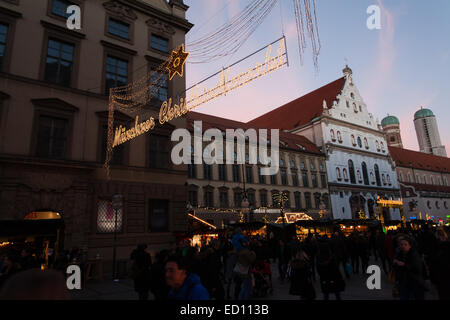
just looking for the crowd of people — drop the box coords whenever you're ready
[0,225,449,300]
[128,225,450,301]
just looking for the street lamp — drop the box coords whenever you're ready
[111,194,123,281]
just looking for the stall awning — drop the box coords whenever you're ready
[0,219,63,238]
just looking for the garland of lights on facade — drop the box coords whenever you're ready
[104,0,321,179]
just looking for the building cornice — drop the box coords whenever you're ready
[324,142,392,160]
[328,182,400,193]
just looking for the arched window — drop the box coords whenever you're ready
[430,176,434,185]
[436,201,440,209]
[330,129,336,141]
[370,172,375,184]
[337,131,342,143]
[357,137,362,148]
[374,164,381,186]
[382,174,386,185]
[376,140,380,151]
[387,174,391,185]
[399,172,403,181]
[280,158,285,166]
[416,174,420,183]
[407,173,412,182]
[336,167,342,180]
[343,168,349,181]
[380,141,385,152]
[351,135,356,146]
[353,102,358,113]
[423,175,427,184]
[348,160,356,184]
[364,137,369,149]
[357,170,362,183]
[290,160,295,168]
[362,162,369,185]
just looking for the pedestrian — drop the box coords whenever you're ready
[165,255,209,300]
[303,233,318,281]
[130,243,152,300]
[316,240,345,300]
[429,229,450,300]
[375,230,388,275]
[289,248,316,300]
[233,248,256,300]
[277,239,291,282]
[150,250,170,300]
[393,236,426,300]
[232,228,248,253]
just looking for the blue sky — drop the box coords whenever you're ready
[184,0,450,153]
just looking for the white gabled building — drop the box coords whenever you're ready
[249,66,401,221]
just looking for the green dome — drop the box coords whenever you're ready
[414,108,434,120]
[381,115,400,127]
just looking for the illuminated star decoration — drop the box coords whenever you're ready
[166,44,189,81]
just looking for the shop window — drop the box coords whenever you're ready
[97,199,123,233]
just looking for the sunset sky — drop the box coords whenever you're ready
[184,0,450,154]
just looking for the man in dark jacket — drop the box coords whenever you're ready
[130,243,152,300]
[166,255,209,300]
[393,237,425,300]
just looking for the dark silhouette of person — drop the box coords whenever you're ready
[130,243,152,300]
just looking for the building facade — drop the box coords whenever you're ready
[414,107,447,157]
[0,0,192,268]
[186,112,329,228]
[249,66,401,221]
[389,146,450,221]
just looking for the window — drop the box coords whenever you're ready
[0,23,8,71]
[444,177,448,186]
[348,160,356,184]
[218,164,226,181]
[204,189,213,207]
[188,190,198,207]
[380,142,385,152]
[351,135,356,146]
[203,164,212,180]
[281,170,287,185]
[370,172,375,184]
[314,194,321,209]
[151,34,169,53]
[294,193,301,209]
[310,162,315,170]
[444,201,448,209]
[232,164,240,182]
[407,173,412,183]
[336,168,342,181]
[359,105,362,112]
[321,174,327,187]
[270,173,277,185]
[36,115,68,159]
[234,191,242,208]
[353,103,358,113]
[319,163,325,171]
[430,176,434,185]
[330,129,336,141]
[292,171,298,187]
[280,158,285,167]
[105,56,128,94]
[357,170,362,183]
[423,175,427,184]
[149,135,169,169]
[260,192,267,207]
[362,162,369,185]
[188,164,196,179]
[148,199,169,232]
[302,172,309,186]
[416,174,420,184]
[374,164,381,186]
[108,18,130,40]
[323,194,329,209]
[337,131,342,143]
[258,167,266,184]
[312,174,318,188]
[219,190,228,208]
[248,192,255,207]
[382,173,386,185]
[376,140,380,151]
[364,137,369,149]
[387,174,392,186]
[51,0,73,18]
[427,201,431,210]
[357,137,362,148]
[300,162,306,170]
[290,160,295,168]
[343,168,348,181]
[246,166,253,183]
[45,39,74,87]
[435,201,440,209]
[283,192,290,209]
[97,199,123,233]
[305,193,312,209]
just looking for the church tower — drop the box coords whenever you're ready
[414,107,447,157]
[381,115,403,148]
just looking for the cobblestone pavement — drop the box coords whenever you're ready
[71,256,439,300]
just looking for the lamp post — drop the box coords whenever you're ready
[111,194,123,281]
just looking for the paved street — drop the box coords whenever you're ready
[70,256,439,300]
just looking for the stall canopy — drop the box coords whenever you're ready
[0,219,63,239]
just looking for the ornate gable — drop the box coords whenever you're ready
[146,16,176,35]
[103,1,138,21]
